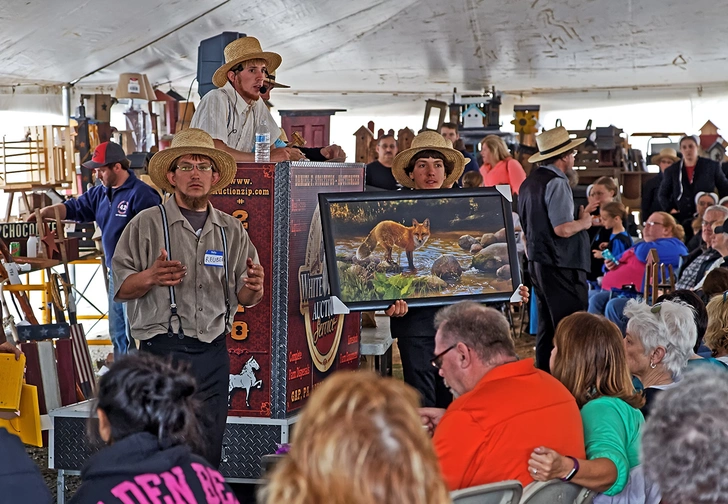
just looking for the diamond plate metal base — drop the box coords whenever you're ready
[51,402,297,481]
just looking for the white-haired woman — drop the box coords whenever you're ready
[622,299,695,418]
[642,367,728,503]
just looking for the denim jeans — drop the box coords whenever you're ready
[107,269,130,358]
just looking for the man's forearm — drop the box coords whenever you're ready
[237,286,264,308]
[212,139,255,162]
[40,203,67,220]
[116,271,154,300]
[554,219,589,238]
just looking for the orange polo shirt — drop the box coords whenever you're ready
[433,358,586,490]
[480,158,527,194]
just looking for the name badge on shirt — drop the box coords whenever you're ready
[204,250,224,267]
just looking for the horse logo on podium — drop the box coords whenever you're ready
[228,356,263,408]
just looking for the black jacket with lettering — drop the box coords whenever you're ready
[69,432,239,504]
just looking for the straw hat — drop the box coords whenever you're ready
[528,126,586,163]
[650,147,679,165]
[391,131,466,189]
[148,128,236,194]
[212,37,282,88]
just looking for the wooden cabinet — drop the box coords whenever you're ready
[279,109,345,148]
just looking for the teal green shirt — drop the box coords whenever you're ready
[581,396,644,496]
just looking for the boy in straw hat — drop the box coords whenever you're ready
[190,36,345,163]
[518,126,597,373]
[383,131,529,408]
[112,128,264,467]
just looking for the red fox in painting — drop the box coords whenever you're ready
[356,219,431,269]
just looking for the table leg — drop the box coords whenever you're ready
[375,346,393,377]
[57,469,65,504]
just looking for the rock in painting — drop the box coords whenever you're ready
[472,243,509,272]
[496,264,511,280]
[494,228,508,242]
[470,243,483,254]
[376,260,401,274]
[419,275,447,291]
[431,255,463,281]
[348,264,368,279]
[480,233,497,247]
[458,235,479,250]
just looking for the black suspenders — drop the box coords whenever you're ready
[158,204,230,339]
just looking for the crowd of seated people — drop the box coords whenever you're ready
[6,127,728,503]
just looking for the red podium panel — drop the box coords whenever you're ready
[210,161,364,419]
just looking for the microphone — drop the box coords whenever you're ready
[259,84,269,94]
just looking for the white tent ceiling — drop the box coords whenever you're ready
[1,0,726,116]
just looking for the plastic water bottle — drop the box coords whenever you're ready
[602,249,619,266]
[26,236,39,258]
[254,118,271,162]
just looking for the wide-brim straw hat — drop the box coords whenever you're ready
[528,126,586,163]
[212,37,282,88]
[650,147,679,165]
[148,128,236,194]
[391,131,466,189]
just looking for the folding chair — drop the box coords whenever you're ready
[451,480,523,504]
[520,480,594,504]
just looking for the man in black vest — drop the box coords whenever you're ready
[519,127,596,372]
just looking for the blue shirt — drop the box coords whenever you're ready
[64,171,161,267]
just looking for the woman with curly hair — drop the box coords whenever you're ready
[260,371,451,504]
[527,312,660,503]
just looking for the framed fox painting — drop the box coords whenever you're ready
[318,186,521,311]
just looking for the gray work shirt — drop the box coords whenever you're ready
[542,164,576,229]
[112,196,260,343]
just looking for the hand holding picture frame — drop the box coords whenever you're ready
[318,187,521,311]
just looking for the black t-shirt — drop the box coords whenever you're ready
[365,161,400,190]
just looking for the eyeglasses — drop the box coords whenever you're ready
[431,344,457,370]
[175,163,214,172]
[644,221,665,227]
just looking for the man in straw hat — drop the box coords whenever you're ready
[642,147,679,217]
[112,128,264,467]
[190,36,345,163]
[518,126,597,372]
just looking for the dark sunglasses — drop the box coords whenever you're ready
[431,344,457,370]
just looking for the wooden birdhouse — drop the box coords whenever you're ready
[461,105,486,128]
[705,141,726,163]
[699,120,721,150]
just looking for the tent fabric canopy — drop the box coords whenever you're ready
[0,0,725,115]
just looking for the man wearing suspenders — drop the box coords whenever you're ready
[112,128,264,467]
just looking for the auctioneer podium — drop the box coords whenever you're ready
[49,162,365,498]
